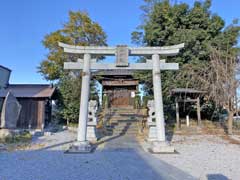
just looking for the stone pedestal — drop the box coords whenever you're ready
[86,100,98,142]
[147,125,157,141]
[147,100,157,141]
[150,141,175,153]
[87,126,98,141]
[67,141,93,153]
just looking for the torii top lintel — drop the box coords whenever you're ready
[58,42,184,56]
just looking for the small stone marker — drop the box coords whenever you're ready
[0,91,21,129]
[186,115,190,127]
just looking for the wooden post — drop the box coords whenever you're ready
[186,115,190,127]
[175,99,180,130]
[197,97,201,126]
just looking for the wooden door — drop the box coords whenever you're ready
[110,88,131,108]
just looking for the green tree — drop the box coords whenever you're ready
[58,75,81,124]
[132,0,240,99]
[39,11,107,123]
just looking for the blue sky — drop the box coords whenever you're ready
[0,0,239,84]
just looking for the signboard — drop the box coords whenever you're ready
[131,91,135,98]
[116,45,129,67]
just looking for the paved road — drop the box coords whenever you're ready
[0,131,196,180]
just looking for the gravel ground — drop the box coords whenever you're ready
[0,130,195,180]
[150,135,240,180]
[0,130,239,180]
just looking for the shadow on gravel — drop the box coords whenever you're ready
[0,148,196,180]
[207,174,228,180]
[37,140,75,151]
[93,122,131,148]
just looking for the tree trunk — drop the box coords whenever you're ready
[228,110,233,135]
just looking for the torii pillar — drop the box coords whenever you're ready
[59,42,184,153]
[151,54,173,152]
[74,53,92,151]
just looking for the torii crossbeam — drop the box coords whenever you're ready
[59,42,184,153]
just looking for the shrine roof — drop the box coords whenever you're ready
[92,69,134,76]
[0,84,56,98]
[171,88,206,95]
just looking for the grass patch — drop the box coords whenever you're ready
[68,122,78,128]
[0,131,32,144]
[233,121,240,129]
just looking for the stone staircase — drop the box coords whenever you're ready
[104,108,144,137]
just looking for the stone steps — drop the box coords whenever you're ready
[105,121,139,136]
[105,115,139,120]
[106,131,139,136]
[105,128,138,132]
[113,125,139,130]
[105,111,137,114]
[113,131,138,134]
[102,108,145,137]
[113,125,138,130]
[106,124,138,130]
[110,119,138,122]
[109,116,140,120]
[107,119,138,123]
[110,120,138,124]
[112,132,138,136]
[112,126,138,131]
[105,109,139,114]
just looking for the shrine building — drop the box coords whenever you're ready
[93,69,139,108]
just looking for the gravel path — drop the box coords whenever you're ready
[0,130,239,180]
[0,130,195,180]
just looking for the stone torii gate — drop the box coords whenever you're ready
[59,42,184,153]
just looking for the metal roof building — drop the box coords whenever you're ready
[0,65,11,89]
[0,84,56,98]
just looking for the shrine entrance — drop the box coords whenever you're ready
[110,87,132,108]
[93,69,138,108]
[59,42,184,153]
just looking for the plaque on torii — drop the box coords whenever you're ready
[59,42,184,153]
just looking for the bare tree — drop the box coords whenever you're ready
[207,48,240,134]
[179,47,240,134]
